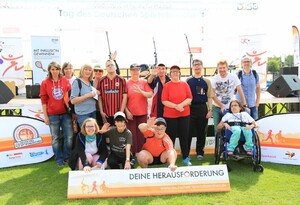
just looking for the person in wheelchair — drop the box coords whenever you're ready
[217,100,258,156]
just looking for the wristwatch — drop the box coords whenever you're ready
[243,104,248,108]
[126,157,130,162]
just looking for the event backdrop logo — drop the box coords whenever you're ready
[13,124,42,148]
[285,151,296,158]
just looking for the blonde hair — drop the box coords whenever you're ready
[79,64,94,81]
[217,60,228,67]
[80,118,100,136]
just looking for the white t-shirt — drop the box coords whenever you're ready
[221,111,254,124]
[211,73,241,109]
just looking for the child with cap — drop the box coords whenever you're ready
[136,117,177,171]
[103,111,133,169]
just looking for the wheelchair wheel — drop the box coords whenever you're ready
[214,132,224,164]
[253,131,261,164]
[253,164,264,172]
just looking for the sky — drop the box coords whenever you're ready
[0,0,299,68]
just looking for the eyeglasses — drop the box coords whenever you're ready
[155,127,166,131]
[230,104,240,107]
[171,70,180,73]
[85,125,95,129]
[243,61,251,63]
[193,63,202,66]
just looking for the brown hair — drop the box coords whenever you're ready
[47,61,62,79]
[228,99,245,113]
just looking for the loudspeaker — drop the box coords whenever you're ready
[26,84,40,98]
[267,75,300,97]
[280,67,298,75]
[0,80,14,104]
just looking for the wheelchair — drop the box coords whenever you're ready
[214,122,264,172]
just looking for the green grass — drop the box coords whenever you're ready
[0,155,299,205]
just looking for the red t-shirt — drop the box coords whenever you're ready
[126,79,152,116]
[141,129,173,157]
[161,81,192,118]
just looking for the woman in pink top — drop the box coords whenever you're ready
[161,65,193,166]
[125,64,153,154]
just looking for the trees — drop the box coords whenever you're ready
[267,55,294,73]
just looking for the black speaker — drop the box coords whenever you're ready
[26,84,40,98]
[280,67,298,75]
[267,75,300,97]
[0,80,14,104]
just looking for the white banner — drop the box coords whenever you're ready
[68,165,230,199]
[256,113,300,165]
[0,37,25,94]
[239,34,267,88]
[0,116,53,168]
[31,36,61,84]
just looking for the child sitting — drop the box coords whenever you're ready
[217,100,258,156]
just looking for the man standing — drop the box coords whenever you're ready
[186,59,214,160]
[97,59,127,125]
[211,60,247,135]
[236,57,260,120]
[147,63,171,117]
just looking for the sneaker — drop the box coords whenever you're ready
[227,151,233,156]
[197,155,204,160]
[57,160,64,167]
[183,157,192,166]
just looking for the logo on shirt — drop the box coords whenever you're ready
[52,87,64,100]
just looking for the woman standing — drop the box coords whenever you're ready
[70,64,97,128]
[125,64,153,154]
[161,65,193,166]
[40,61,73,166]
[62,62,77,85]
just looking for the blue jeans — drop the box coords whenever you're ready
[212,106,224,136]
[249,106,258,120]
[49,113,73,162]
[76,111,96,129]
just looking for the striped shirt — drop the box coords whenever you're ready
[97,75,127,117]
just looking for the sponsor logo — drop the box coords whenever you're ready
[6,152,23,160]
[285,151,296,158]
[13,124,42,148]
[29,149,49,158]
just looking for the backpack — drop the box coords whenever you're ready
[235,70,258,94]
[68,78,93,114]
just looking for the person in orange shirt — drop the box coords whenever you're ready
[136,117,177,171]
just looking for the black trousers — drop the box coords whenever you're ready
[165,116,190,159]
[188,104,208,156]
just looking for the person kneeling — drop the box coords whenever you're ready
[136,117,177,171]
[69,118,109,172]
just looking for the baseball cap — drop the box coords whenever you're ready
[130,63,140,69]
[94,65,103,71]
[170,65,180,70]
[114,111,126,120]
[155,117,167,127]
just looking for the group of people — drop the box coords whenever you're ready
[40,54,260,170]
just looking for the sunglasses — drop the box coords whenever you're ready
[94,69,103,72]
